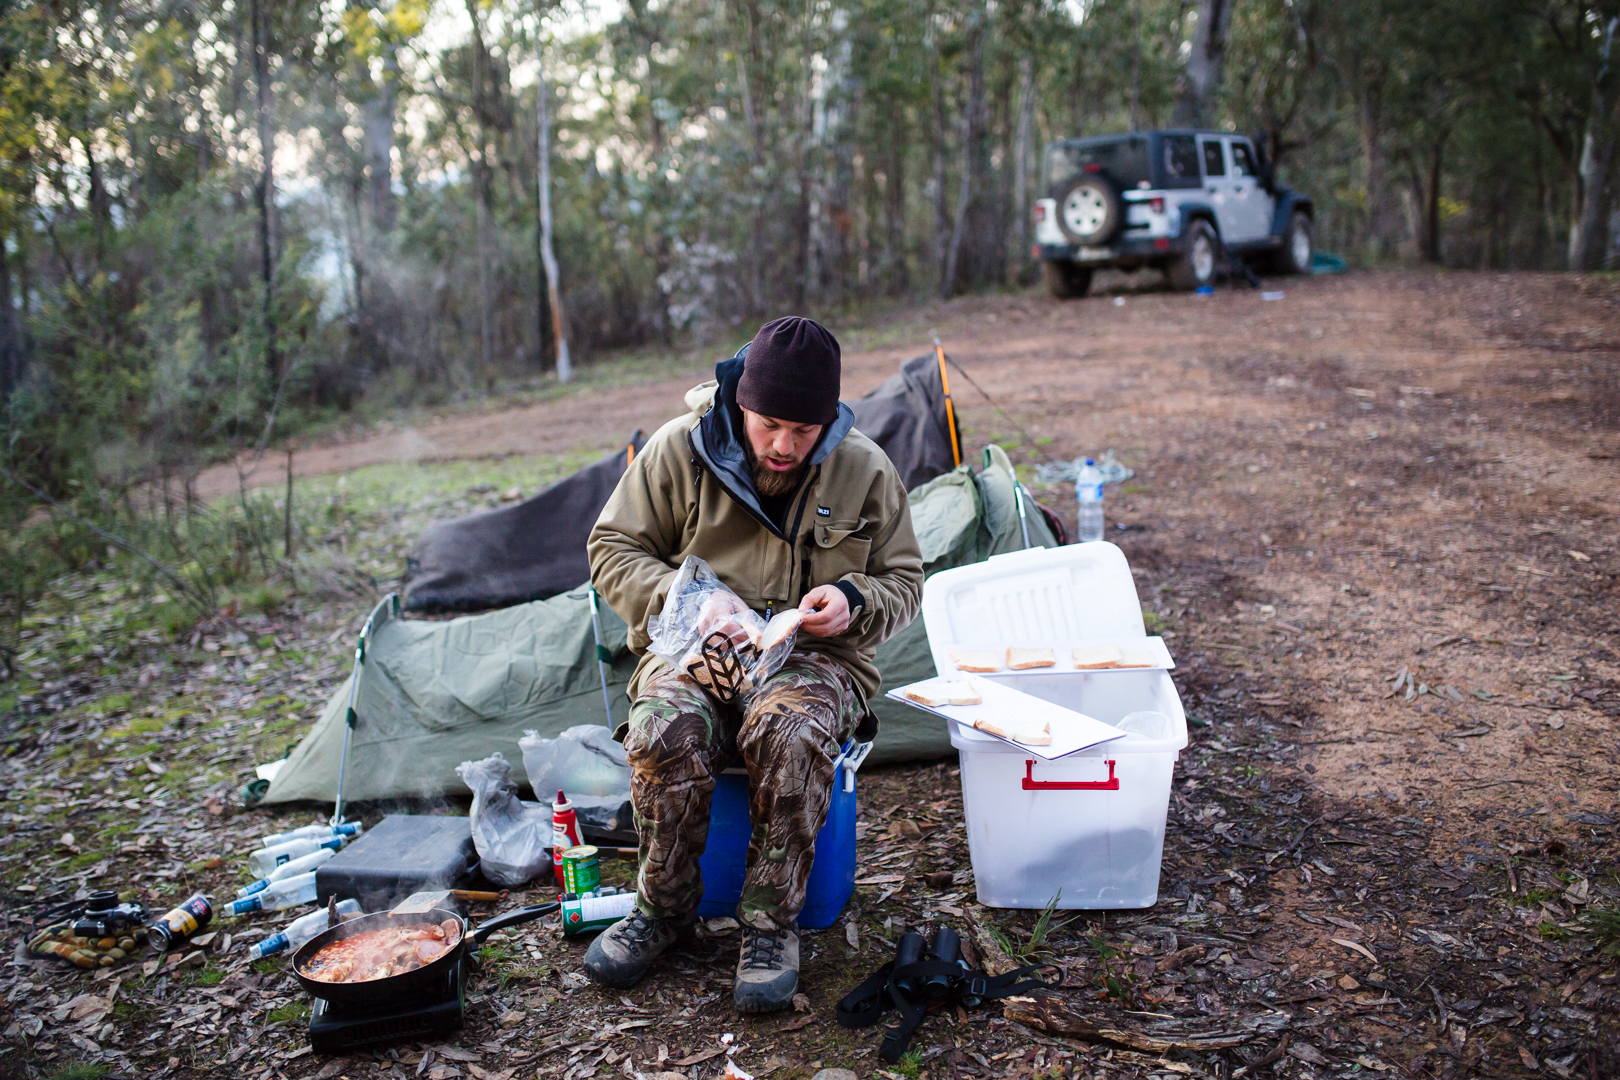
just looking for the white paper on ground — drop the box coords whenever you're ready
[887,675,1128,760]
[936,636,1175,676]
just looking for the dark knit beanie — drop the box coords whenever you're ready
[735,316,842,425]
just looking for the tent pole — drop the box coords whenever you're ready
[331,595,392,826]
[588,585,615,728]
[1012,480,1034,549]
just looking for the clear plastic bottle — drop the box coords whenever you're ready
[260,821,363,848]
[247,835,345,878]
[225,871,319,917]
[1075,458,1105,543]
[246,899,362,960]
[236,846,339,899]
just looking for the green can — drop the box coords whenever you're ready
[561,845,600,896]
[560,891,637,936]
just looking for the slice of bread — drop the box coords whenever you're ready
[1072,643,1125,669]
[1115,647,1157,668]
[760,609,804,652]
[1006,646,1056,670]
[972,715,1052,746]
[903,681,983,707]
[950,648,1003,673]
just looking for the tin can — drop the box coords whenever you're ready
[561,845,600,897]
[148,893,214,951]
[560,891,637,937]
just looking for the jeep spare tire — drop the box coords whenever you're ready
[1055,175,1122,245]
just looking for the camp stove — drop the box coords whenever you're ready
[307,950,469,1055]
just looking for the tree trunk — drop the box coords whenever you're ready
[1570,16,1620,271]
[809,8,859,304]
[0,214,17,401]
[943,9,988,297]
[885,113,909,295]
[1013,54,1036,276]
[929,19,951,296]
[1173,0,1235,129]
[363,44,399,233]
[535,48,571,382]
[1422,137,1445,263]
[1356,87,1392,259]
[250,0,279,384]
[465,0,494,377]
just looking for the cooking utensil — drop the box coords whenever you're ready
[291,902,558,1009]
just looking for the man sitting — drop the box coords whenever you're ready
[585,316,923,1012]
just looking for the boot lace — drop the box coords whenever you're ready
[739,929,789,970]
[615,909,661,958]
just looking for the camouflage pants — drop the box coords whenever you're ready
[624,650,863,932]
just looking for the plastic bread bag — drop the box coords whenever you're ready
[646,556,803,704]
[455,752,551,886]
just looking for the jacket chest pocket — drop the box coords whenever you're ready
[809,520,872,585]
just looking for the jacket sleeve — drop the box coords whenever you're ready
[835,466,923,654]
[587,427,692,652]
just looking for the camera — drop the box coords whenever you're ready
[70,891,147,938]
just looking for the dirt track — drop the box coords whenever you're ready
[224,269,1620,817]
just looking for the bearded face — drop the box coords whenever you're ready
[747,442,812,498]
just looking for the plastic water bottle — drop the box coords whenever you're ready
[1076,458,1105,543]
[260,821,363,848]
[236,846,339,899]
[247,899,362,960]
[225,871,320,917]
[247,835,346,878]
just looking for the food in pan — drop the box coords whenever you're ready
[903,681,984,707]
[1071,644,1126,669]
[949,648,1003,673]
[1115,647,1156,668]
[971,716,1052,746]
[1006,646,1055,670]
[300,919,463,983]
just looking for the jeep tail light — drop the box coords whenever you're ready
[1154,237,1170,251]
[1083,163,1101,173]
[1033,204,1046,222]
[1150,197,1165,214]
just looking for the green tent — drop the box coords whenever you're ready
[262,446,1057,805]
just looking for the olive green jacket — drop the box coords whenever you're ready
[587,363,924,707]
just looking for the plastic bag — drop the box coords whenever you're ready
[518,726,636,837]
[647,556,803,704]
[455,752,551,886]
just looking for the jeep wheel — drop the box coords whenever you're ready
[1167,219,1218,290]
[1280,211,1312,274]
[1054,176,1122,245]
[1043,259,1093,300]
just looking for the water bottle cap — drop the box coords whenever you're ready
[1084,458,1095,466]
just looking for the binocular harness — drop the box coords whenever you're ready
[836,925,1059,1062]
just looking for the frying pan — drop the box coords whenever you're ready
[291,902,558,1008]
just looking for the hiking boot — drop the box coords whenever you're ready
[582,909,683,989]
[733,926,799,1013]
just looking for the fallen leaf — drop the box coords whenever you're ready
[672,1047,727,1067]
[855,874,905,886]
[1567,550,1590,562]
[844,921,859,949]
[1331,938,1378,964]
[1338,975,1361,991]
[147,761,167,776]
[433,1047,482,1063]
[778,1013,816,1032]
[1287,1041,1330,1066]
[1519,1046,1540,1070]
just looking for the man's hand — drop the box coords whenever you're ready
[798,585,851,638]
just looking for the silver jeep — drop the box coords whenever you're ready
[1032,130,1314,297]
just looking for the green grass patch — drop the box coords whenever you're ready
[194,969,225,985]
[50,1064,110,1080]
[895,1051,924,1079]
[1537,920,1570,941]
[268,999,310,1024]
[1142,610,1166,633]
[252,959,282,977]
[1583,905,1620,955]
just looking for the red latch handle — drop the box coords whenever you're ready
[1022,758,1119,791]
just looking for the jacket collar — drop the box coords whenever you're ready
[689,343,855,539]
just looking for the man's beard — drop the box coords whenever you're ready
[748,447,811,499]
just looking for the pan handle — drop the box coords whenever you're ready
[470,902,560,946]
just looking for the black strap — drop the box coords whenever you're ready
[837,958,1060,1062]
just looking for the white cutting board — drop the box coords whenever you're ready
[887,675,1128,760]
[932,635,1175,677]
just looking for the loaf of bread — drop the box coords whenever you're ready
[950,648,1003,673]
[1115,647,1156,668]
